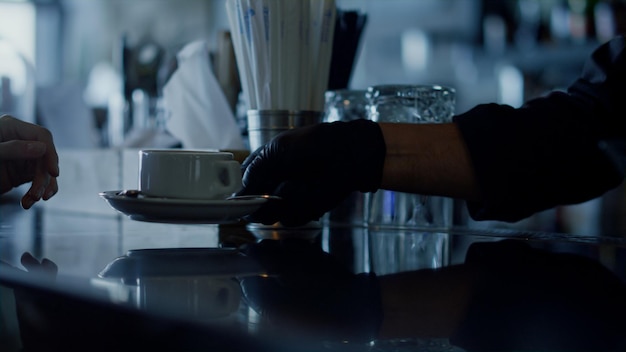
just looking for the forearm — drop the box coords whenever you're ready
[379,122,480,201]
[377,265,473,339]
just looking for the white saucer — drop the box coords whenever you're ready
[99,190,267,224]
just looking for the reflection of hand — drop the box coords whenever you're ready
[239,239,383,342]
[12,253,59,350]
[0,252,57,280]
[20,252,58,280]
[236,120,386,226]
[0,115,59,209]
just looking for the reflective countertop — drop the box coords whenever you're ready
[1,191,626,352]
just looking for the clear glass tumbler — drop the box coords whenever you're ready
[365,85,456,273]
[367,84,455,124]
[323,89,369,123]
[322,89,370,228]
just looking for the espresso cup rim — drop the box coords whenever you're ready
[140,149,234,156]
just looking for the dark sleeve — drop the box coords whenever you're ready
[450,240,626,351]
[454,36,626,222]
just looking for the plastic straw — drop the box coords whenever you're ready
[281,0,301,110]
[269,0,281,109]
[247,0,272,108]
[226,0,256,109]
[238,0,262,109]
[307,0,335,110]
[225,0,336,111]
[298,3,311,110]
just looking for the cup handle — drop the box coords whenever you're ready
[221,279,242,314]
[197,278,242,318]
[215,160,243,193]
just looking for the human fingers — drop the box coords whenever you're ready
[42,131,59,177]
[18,154,58,207]
[30,124,59,177]
[240,145,262,170]
[21,192,38,209]
[22,175,59,205]
[0,157,32,194]
[244,178,348,227]
[273,180,348,227]
[1,115,59,177]
[238,143,286,197]
[21,160,50,209]
[42,176,58,200]
[239,125,324,196]
[0,140,47,160]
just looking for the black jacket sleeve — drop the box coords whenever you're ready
[450,240,626,351]
[454,36,626,222]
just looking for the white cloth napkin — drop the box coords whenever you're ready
[163,40,245,150]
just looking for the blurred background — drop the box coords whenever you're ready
[1,0,625,236]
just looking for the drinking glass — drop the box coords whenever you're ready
[323,89,369,123]
[365,84,455,272]
[323,89,370,227]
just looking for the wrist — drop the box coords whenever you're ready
[379,122,480,200]
[340,120,386,193]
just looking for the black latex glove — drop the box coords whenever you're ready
[236,120,386,226]
[238,239,383,343]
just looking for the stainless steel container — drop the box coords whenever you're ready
[246,110,324,151]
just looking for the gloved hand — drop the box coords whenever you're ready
[237,119,386,226]
[238,239,383,343]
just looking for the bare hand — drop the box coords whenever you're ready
[0,115,59,208]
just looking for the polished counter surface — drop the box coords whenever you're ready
[1,192,626,351]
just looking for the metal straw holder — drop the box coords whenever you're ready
[246,110,324,151]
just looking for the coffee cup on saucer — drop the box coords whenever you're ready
[139,149,242,200]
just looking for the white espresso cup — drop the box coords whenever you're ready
[139,149,242,200]
[138,276,242,319]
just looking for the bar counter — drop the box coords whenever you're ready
[1,189,626,351]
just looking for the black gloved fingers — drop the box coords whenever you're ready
[238,120,386,197]
[238,120,385,227]
[238,143,285,197]
[244,178,351,227]
[238,125,323,197]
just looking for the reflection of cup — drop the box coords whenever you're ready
[138,276,241,319]
[368,229,449,275]
[97,247,263,323]
[139,149,242,200]
[246,221,322,240]
[246,110,323,151]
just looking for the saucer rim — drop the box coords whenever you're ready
[98,190,267,224]
[99,190,268,206]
